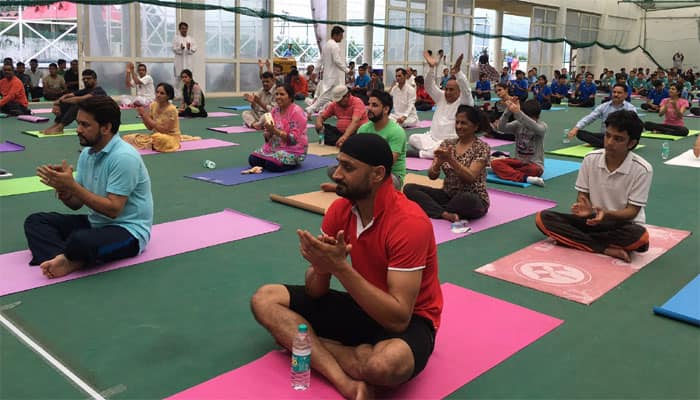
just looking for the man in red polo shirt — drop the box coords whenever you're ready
[0,64,31,116]
[314,84,369,147]
[251,134,442,399]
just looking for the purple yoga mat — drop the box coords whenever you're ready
[0,210,280,297]
[18,114,50,123]
[207,126,259,134]
[0,141,25,152]
[481,136,513,148]
[431,189,557,244]
[187,154,337,186]
[137,139,238,155]
[406,157,433,170]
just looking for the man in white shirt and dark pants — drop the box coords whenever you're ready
[306,26,349,115]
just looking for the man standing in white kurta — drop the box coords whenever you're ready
[305,26,349,115]
[172,22,197,90]
[407,52,474,159]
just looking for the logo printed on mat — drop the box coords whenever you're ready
[513,261,592,285]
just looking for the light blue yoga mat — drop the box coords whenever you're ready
[653,275,700,327]
[543,106,566,111]
[487,158,581,187]
[220,105,252,111]
[186,154,337,186]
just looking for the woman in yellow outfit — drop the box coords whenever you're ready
[124,82,199,152]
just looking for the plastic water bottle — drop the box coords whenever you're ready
[562,129,571,144]
[318,131,325,145]
[202,160,216,169]
[291,324,311,390]
[661,142,670,160]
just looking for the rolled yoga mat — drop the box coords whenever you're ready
[166,282,563,400]
[270,173,556,244]
[0,209,280,297]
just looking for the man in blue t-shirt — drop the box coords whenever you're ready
[570,72,597,107]
[641,80,669,112]
[510,70,529,102]
[473,73,491,101]
[550,75,570,104]
[24,96,153,279]
[532,75,552,110]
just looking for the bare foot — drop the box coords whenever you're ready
[241,166,263,174]
[441,211,460,222]
[41,124,64,135]
[604,247,631,263]
[40,254,82,279]
[320,182,337,192]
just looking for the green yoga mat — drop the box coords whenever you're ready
[641,130,700,141]
[0,172,78,197]
[547,144,646,159]
[23,123,147,138]
[0,176,52,196]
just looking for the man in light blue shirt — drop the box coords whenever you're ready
[24,96,153,279]
[566,83,637,148]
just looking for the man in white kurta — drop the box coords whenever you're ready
[389,68,419,128]
[408,52,474,159]
[172,22,197,88]
[306,26,349,115]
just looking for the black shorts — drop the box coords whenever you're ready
[286,285,436,378]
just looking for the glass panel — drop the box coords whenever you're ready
[542,41,552,63]
[205,63,235,93]
[144,62,175,89]
[0,20,21,61]
[407,12,425,61]
[89,5,130,57]
[409,0,426,11]
[88,62,130,96]
[456,0,472,16]
[387,10,406,62]
[139,3,176,57]
[533,9,545,25]
[19,8,78,63]
[590,16,599,29]
[240,63,263,92]
[566,11,579,29]
[205,0,235,58]
[441,15,453,62]
[452,18,469,62]
[443,0,454,14]
[390,0,408,8]
[240,0,269,59]
[373,0,386,68]
[545,10,557,24]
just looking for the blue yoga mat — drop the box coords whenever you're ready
[186,154,337,186]
[653,275,700,327]
[543,106,566,111]
[487,158,581,187]
[220,105,252,111]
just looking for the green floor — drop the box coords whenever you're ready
[1,97,698,399]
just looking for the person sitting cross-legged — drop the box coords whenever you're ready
[568,72,597,107]
[242,71,276,129]
[251,133,443,400]
[315,85,368,147]
[404,105,491,222]
[536,110,651,263]
[0,64,31,116]
[643,82,690,137]
[389,68,419,128]
[640,80,668,113]
[24,96,153,279]
[42,69,108,134]
[490,99,547,186]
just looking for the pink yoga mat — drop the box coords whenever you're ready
[407,120,432,129]
[475,225,691,305]
[481,136,513,148]
[0,210,280,297]
[205,111,237,118]
[30,108,53,114]
[432,189,557,244]
[167,283,562,399]
[18,115,50,123]
[405,157,433,170]
[208,126,259,134]
[137,139,238,155]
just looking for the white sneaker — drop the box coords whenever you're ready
[526,176,545,187]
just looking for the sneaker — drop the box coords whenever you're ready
[526,176,545,187]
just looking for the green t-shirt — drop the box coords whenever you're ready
[357,120,407,182]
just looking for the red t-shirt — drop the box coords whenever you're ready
[322,179,443,330]
[321,95,368,133]
[291,75,308,96]
[416,86,435,106]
